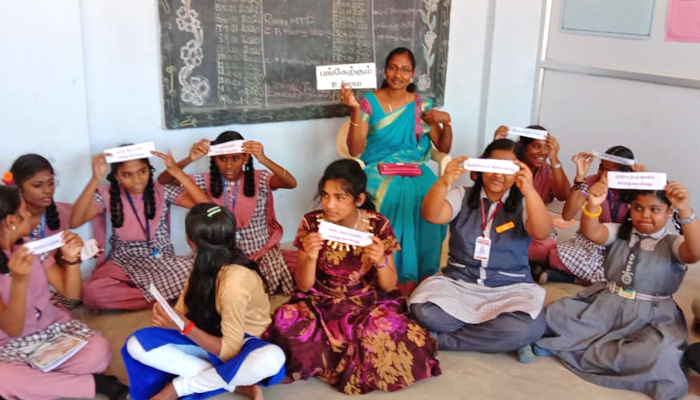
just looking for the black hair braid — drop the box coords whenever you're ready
[243,157,255,198]
[144,166,156,221]
[617,210,634,241]
[0,251,8,274]
[209,158,223,199]
[107,172,124,228]
[45,200,60,231]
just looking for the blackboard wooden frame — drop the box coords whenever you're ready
[159,0,451,129]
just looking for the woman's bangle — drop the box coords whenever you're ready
[375,254,389,269]
[181,321,195,335]
[677,210,696,225]
[61,257,81,266]
[350,120,360,127]
[551,163,562,169]
[581,204,603,218]
[444,121,452,127]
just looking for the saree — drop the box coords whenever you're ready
[359,92,447,282]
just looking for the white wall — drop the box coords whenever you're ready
[1,0,544,254]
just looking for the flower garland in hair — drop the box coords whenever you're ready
[2,172,14,185]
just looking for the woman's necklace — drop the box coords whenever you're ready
[385,91,407,113]
[352,208,362,230]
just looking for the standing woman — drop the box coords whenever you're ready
[0,186,128,400]
[341,47,452,290]
[70,149,209,311]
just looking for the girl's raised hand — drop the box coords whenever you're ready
[152,150,184,177]
[8,246,33,278]
[665,181,691,213]
[588,174,609,208]
[242,141,266,161]
[572,152,595,180]
[364,236,386,267]
[340,83,360,109]
[545,135,560,161]
[441,156,468,187]
[493,125,509,141]
[301,232,324,261]
[189,139,210,163]
[632,163,647,172]
[152,302,188,331]
[60,231,84,262]
[92,154,109,180]
[513,160,535,197]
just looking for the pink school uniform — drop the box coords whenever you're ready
[82,182,193,310]
[185,171,295,295]
[0,252,111,400]
[530,162,558,262]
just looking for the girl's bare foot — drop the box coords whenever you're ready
[235,384,263,400]
[150,382,178,400]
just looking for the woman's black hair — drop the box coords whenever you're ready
[10,154,60,231]
[380,47,417,93]
[315,159,376,211]
[516,125,547,149]
[467,139,523,213]
[183,203,266,336]
[603,145,635,173]
[617,190,672,241]
[209,131,255,199]
[0,186,22,274]
[106,146,156,228]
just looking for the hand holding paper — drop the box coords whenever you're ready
[149,284,185,331]
[7,246,33,278]
[208,140,246,157]
[24,232,64,255]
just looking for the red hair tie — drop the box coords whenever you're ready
[2,172,14,186]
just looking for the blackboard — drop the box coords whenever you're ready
[158,0,452,129]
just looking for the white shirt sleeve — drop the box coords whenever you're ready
[602,223,621,246]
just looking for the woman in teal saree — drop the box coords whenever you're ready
[341,47,452,289]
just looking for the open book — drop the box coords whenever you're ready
[24,334,87,372]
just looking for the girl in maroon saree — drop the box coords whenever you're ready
[263,159,440,395]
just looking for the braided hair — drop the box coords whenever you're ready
[0,186,22,274]
[183,203,266,336]
[10,154,60,231]
[209,131,255,199]
[468,139,523,213]
[106,156,156,228]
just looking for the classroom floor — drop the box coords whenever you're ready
[68,213,700,400]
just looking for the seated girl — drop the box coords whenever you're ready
[158,131,297,295]
[263,159,441,394]
[0,186,128,400]
[409,139,552,362]
[541,146,635,284]
[122,203,285,400]
[535,178,699,400]
[70,149,209,311]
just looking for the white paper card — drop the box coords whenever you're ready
[316,63,377,90]
[104,142,155,163]
[508,126,548,140]
[149,284,185,330]
[208,140,246,156]
[463,158,520,175]
[608,172,667,190]
[80,239,100,261]
[592,151,635,166]
[24,232,64,255]
[318,220,373,247]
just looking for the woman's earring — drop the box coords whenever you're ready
[410,78,414,83]
[11,226,16,231]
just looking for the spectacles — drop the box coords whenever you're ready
[386,65,414,74]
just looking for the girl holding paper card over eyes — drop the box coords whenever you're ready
[535,178,700,400]
[69,146,209,311]
[263,159,441,394]
[409,139,551,363]
[0,186,129,400]
[122,203,285,400]
[340,47,451,291]
[158,131,297,296]
[542,146,637,285]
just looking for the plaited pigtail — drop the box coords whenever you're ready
[107,172,124,228]
[144,166,156,221]
[210,158,223,198]
[0,252,8,274]
[243,157,255,197]
[45,200,60,231]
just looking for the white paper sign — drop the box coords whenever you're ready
[208,140,246,156]
[318,220,373,247]
[592,151,635,166]
[149,284,185,330]
[463,158,520,175]
[24,232,64,255]
[608,172,667,190]
[316,63,377,90]
[104,142,155,163]
[508,126,548,140]
[80,239,100,261]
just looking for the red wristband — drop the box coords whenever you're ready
[181,321,195,335]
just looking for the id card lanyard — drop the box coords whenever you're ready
[222,177,240,211]
[31,213,49,262]
[126,193,159,258]
[474,198,502,261]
